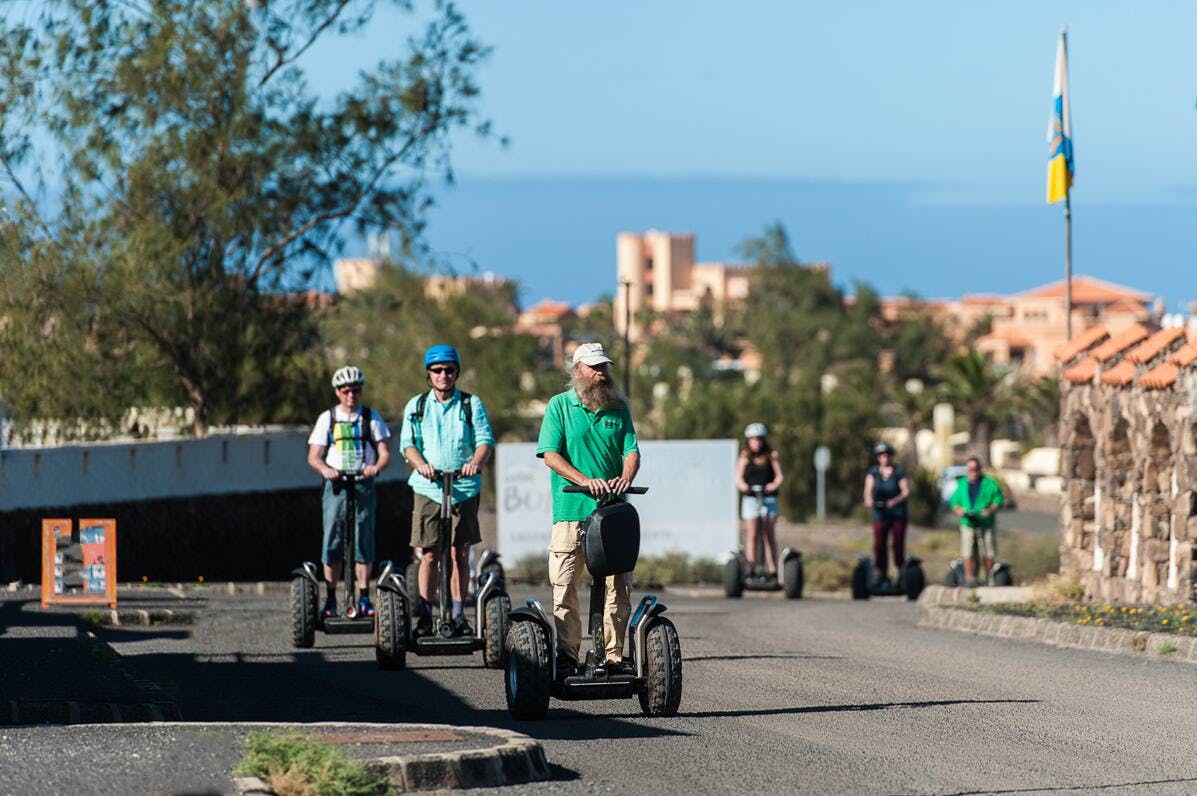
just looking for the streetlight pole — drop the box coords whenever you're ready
[620,280,632,399]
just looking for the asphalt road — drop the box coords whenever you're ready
[4,586,1197,795]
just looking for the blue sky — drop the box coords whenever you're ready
[308,3,1193,306]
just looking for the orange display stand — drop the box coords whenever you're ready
[41,518,117,608]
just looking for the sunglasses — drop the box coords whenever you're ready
[428,366,458,375]
[337,385,362,393]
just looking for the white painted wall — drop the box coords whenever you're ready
[496,439,739,564]
[0,433,408,511]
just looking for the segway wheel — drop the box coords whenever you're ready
[504,621,551,720]
[375,589,408,670]
[944,567,960,587]
[850,560,870,600]
[723,559,744,598]
[639,617,683,717]
[783,556,804,600]
[992,566,1014,587]
[290,576,317,648]
[904,563,926,601]
[405,557,422,621]
[483,592,512,669]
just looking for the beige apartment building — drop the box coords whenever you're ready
[615,230,796,343]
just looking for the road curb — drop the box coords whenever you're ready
[215,722,549,793]
[919,603,1197,664]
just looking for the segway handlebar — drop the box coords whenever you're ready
[430,469,463,480]
[562,485,648,494]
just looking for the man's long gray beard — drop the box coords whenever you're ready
[571,373,625,410]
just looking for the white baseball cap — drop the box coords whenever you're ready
[572,342,613,367]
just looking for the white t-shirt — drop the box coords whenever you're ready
[308,407,391,473]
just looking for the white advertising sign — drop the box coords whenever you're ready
[496,439,739,564]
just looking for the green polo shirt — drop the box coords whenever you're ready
[535,389,639,522]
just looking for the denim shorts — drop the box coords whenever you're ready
[321,479,376,565]
[741,494,779,520]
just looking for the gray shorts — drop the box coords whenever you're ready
[961,524,997,559]
[412,493,482,548]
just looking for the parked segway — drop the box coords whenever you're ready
[291,467,389,647]
[376,469,510,670]
[504,485,683,720]
[724,486,802,599]
[944,519,1014,587]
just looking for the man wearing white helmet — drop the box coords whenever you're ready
[307,365,392,620]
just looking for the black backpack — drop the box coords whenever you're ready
[407,390,474,452]
[580,499,641,578]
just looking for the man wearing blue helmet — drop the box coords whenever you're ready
[400,344,495,637]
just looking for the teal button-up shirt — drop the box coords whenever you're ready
[400,389,495,504]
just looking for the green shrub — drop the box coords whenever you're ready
[635,553,723,586]
[237,732,392,796]
[510,554,549,585]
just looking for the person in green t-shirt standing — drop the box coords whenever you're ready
[949,456,1004,587]
[536,342,640,679]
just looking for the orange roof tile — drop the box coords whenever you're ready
[1019,276,1150,304]
[1172,341,1197,366]
[1099,360,1135,386]
[1126,327,1186,364]
[1140,363,1179,390]
[1053,324,1109,362]
[1091,323,1150,363]
[1106,299,1148,314]
[1063,357,1097,384]
[524,299,574,319]
[961,295,1008,307]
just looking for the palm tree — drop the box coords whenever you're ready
[937,353,1008,467]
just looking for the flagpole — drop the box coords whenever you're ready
[1061,26,1073,341]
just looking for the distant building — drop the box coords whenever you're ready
[333,257,511,306]
[614,230,826,344]
[881,275,1157,376]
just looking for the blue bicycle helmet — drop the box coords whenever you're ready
[424,344,460,369]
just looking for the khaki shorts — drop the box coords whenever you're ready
[412,494,482,548]
[960,524,997,559]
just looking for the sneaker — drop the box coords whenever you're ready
[453,614,473,637]
[357,595,375,618]
[605,658,636,676]
[322,597,338,619]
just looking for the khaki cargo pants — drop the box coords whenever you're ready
[549,521,632,665]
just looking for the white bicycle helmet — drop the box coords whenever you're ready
[744,422,768,439]
[331,365,365,388]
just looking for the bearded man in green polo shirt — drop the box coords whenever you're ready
[536,342,640,678]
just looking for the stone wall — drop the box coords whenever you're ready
[1057,325,1197,604]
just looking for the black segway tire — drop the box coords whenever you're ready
[851,561,870,600]
[723,559,744,598]
[375,589,408,670]
[290,576,317,648]
[944,568,960,587]
[639,617,683,717]
[904,563,926,601]
[992,567,1014,587]
[405,557,422,620]
[483,592,512,669]
[783,556,804,600]
[505,621,551,720]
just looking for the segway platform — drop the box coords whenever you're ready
[851,554,926,601]
[414,635,479,655]
[322,616,375,634]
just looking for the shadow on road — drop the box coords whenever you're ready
[686,653,846,662]
[676,697,1041,720]
[943,775,1197,795]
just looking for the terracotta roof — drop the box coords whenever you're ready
[523,299,574,319]
[1063,357,1097,384]
[1140,363,1179,390]
[978,328,1033,348]
[1053,324,1109,362]
[1019,275,1150,304]
[960,295,1007,307]
[1126,327,1186,364]
[1099,360,1135,386]
[1090,323,1150,363]
[1172,341,1197,366]
[1106,299,1148,314]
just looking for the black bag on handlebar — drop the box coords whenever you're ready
[580,500,641,579]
